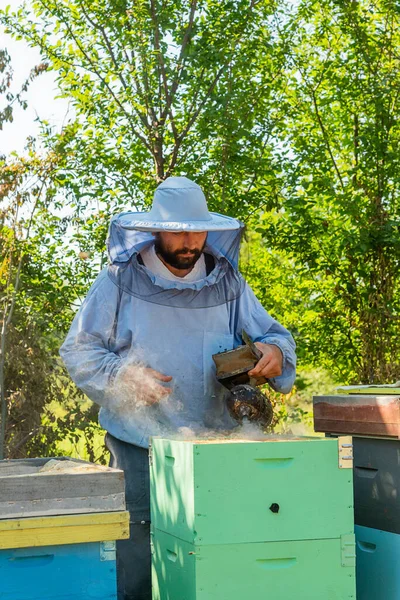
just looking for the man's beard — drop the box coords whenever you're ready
[154,237,206,270]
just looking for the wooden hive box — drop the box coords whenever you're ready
[150,437,356,600]
[152,530,356,600]
[353,437,400,534]
[0,511,130,600]
[1,541,119,600]
[0,458,129,600]
[355,525,400,600]
[0,457,125,519]
[313,394,400,438]
[150,436,354,545]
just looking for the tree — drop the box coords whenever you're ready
[1,149,60,457]
[253,0,400,383]
[0,134,110,459]
[2,0,286,220]
[0,45,48,134]
[0,40,113,458]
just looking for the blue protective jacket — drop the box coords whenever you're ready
[60,217,296,448]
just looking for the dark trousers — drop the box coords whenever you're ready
[105,433,151,600]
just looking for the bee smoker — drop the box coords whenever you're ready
[212,331,274,427]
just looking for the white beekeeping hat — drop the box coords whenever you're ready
[117,176,240,232]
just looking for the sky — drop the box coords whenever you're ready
[1,0,70,156]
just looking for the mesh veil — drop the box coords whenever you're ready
[106,213,246,308]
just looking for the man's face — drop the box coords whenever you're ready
[154,231,207,270]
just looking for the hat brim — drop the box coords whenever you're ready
[118,211,241,232]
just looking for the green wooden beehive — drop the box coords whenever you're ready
[150,436,354,545]
[151,529,356,600]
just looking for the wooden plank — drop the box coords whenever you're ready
[0,492,126,519]
[313,395,400,437]
[0,510,128,531]
[314,418,400,438]
[1,471,124,501]
[0,457,126,519]
[0,511,130,550]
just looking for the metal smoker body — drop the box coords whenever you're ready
[212,331,273,427]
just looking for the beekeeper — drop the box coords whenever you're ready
[60,176,296,600]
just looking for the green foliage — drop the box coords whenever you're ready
[0,145,96,458]
[25,374,108,465]
[2,0,284,215]
[245,0,400,383]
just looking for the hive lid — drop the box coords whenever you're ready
[0,456,126,520]
[337,382,400,395]
[313,394,400,438]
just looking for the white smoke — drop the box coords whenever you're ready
[111,355,173,411]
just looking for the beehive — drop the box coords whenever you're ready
[352,438,400,599]
[150,437,356,600]
[353,437,400,534]
[0,457,129,600]
[314,398,400,599]
[356,525,400,600]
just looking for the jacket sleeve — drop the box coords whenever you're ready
[235,283,296,394]
[59,269,124,408]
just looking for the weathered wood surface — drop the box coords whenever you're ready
[0,457,126,519]
[313,394,400,437]
[0,456,87,477]
[0,493,126,520]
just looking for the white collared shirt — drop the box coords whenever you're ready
[140,243,206,282]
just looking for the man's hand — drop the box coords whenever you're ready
[248,343,283,379]
[117,366,172,406]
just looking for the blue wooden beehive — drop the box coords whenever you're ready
[0,457,129,600]
[356,525,400,600]
[1,539,120,600]
[353,437,400,600]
